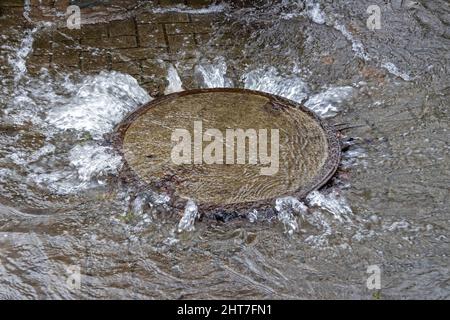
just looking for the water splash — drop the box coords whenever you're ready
[381,62,413,81]
[152,3,226,15]
[243,67,309,103]
[333,22,370,61]
[247,209,258,223]
[47,71,150,139]
[195,56,231,88]
[69,143,122,183]
[304,211,333,247]
[305,0,326,24]
[28,143,122,194]
[165,65,183,94]
[177,200,199,232]
[3,71,150,195]
[130,194,149,216]
[304,86,354,118]
[23,0,33,24]
[341,145,368,169]
[275,196,308,235]
[306,190,353,225]
[6,28,38,83]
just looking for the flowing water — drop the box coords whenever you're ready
[0,0,449,299]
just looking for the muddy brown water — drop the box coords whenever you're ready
[0,0,449,299]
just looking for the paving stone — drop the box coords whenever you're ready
[166,21,212,34]
[82,36,138,49]
[109,19,136,37]
[159,0,185,6]
[165,23,192,35]
[192,26,213,36]
[141,59,167,76]
[190,14,216,23]
[54,0,70,11]
[0,6,25,15]
[33,33,53,55]
[54,28,81,41]
[1,2,218,85]
[194,33,211,45]
[137,23,166,47]
[186,0,212,8]
[27,54,51,75]
[139,78,168,97]
[81,52,109,72]
[136,12,189,24]
[140,59,169,96]
[81,23,108,39]
[0,0,25,7]
[111,47,167,62]
[110,36,138,49]
[167,34,196,54]
[52,49,80,67]
[111,61,141,75]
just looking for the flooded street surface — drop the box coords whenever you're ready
[0,0,449,299]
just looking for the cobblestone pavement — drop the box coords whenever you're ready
[1,0,449,299]
[1,0,224,96]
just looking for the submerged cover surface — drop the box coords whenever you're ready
[115,89,341,209]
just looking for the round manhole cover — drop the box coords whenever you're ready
[114,89,340,212]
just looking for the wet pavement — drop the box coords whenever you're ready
[0,0,449,299]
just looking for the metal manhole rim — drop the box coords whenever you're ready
[112,88,342,214]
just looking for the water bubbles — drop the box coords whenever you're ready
[177,200,199,233]
[195,56,232,88]
[306,190,353,224]
[381,62,413,81]
[151,3,226,15]
[247,209,259,223]
[47,71,151,139]
[27,143,122,195]
[2,69,151,195]
[6,27,38,83]
[304,86,354,118]
[243,67,309,103]
[69,143,122,183]
[305,0,326,25]
[164,64,184,94]
[275,196,307,235]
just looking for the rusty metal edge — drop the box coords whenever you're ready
[110,88,342,216]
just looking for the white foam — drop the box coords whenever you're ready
[7,27,37,82]
[381,62,413,81]
[305,0,326,24]
[164,65,184,94]
[243,67,309,103]
[177,200,199,232]
[275,196,308,235]
[195,56,231,88]
[69,143,122,183]
[28,143,122,194]
[248,209,258,223]
[333,23,370,61]
[23,0,33,24]
[304,86,354,118]
[306,190,353,224]
[47,71,151,138]
[152,4,226,15]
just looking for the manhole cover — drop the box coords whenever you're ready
[114,89,341,212]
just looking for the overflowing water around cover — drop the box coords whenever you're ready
[0,0,449,299]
